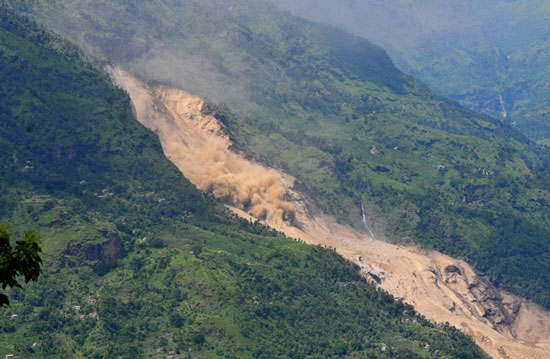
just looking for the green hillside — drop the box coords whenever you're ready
[6,0,550,308]
[0,9,486,359]
[270,0,550,141]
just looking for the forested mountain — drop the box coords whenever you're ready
[5,0,550,309]
[269,0,550,142]
[0,9,486,359]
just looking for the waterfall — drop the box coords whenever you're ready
[361,200,375,239]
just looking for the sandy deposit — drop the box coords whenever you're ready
[109,66,550,359]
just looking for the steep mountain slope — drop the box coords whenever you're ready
[111,66,550,359]
[7,0,550,310]
[0,9,486,359]
[269,0,550,141]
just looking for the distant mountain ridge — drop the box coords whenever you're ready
[269,0,550,141]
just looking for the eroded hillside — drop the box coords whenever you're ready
[109,67,550,359]
[108,67,295,227]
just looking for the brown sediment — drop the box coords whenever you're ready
[109,66,550,359]
[108,66,294,227]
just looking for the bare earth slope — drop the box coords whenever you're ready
[109,67,550,359]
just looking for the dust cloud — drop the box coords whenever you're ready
[185,136,295,223]
[108,66,294,225]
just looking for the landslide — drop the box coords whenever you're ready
[110,67,550,359]
[0,11,489,358]
[8,0,550,312]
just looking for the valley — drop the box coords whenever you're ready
[268,0,550,142]
[110,67,550,359]
[1,12,489,358]
[9,0,550,312]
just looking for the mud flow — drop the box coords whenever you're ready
[109,66,550,359]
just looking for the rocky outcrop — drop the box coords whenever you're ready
[62,233,125,275]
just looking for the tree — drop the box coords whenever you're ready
[0,224,42,307]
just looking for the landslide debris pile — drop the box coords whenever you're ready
[111,68,550,359]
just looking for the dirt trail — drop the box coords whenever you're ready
[109,66,550,359]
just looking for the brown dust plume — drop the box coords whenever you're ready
[108,66,294,225]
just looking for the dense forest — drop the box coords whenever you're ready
[0,9,486,359]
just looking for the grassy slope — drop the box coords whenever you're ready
[0,10,486,359]
[6,0,550,309]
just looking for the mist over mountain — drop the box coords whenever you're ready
[6,0,407,117]
[269,0,550,141]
